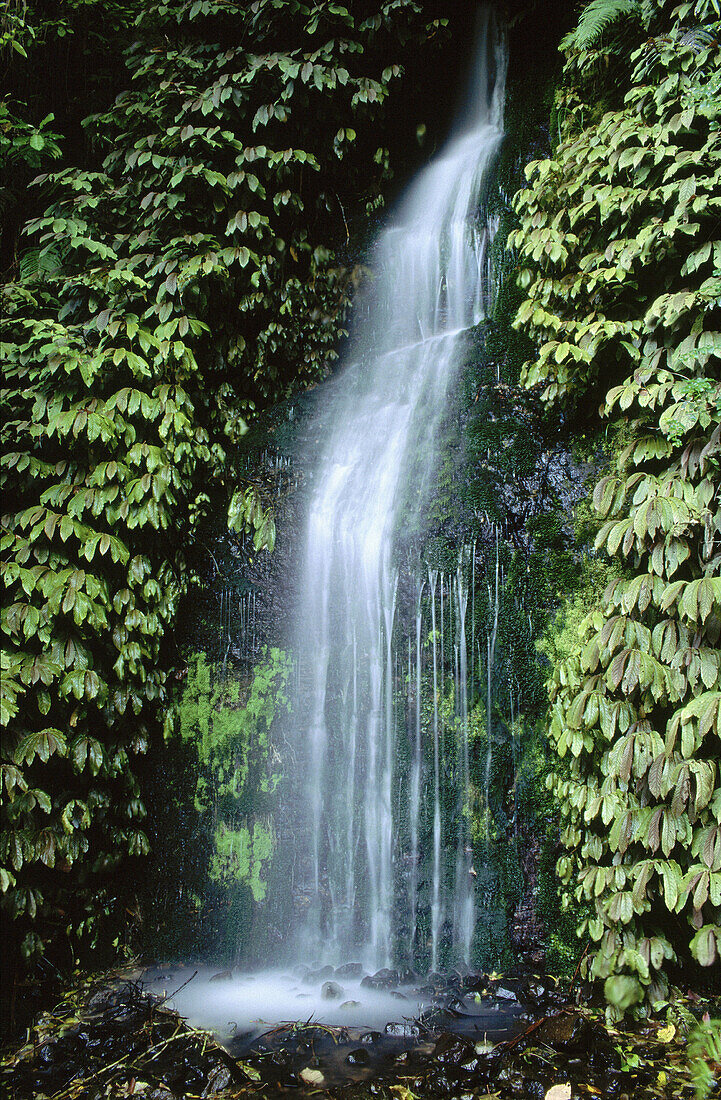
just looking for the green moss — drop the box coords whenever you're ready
[173,647,291,939]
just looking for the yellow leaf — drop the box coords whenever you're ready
[390,1088,419,1100]
[657,1023,676,1042]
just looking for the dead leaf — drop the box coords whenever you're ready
[545,1086,572,1100]
[300,1067,325,1086]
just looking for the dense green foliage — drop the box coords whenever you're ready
[0,0,446,975]
[512,0,720,1013]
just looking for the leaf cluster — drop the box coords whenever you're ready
[512,0,721,1015]
[1,0,442,976]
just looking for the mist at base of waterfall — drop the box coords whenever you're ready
[141,961,530,1060]
[143,966,430,1039]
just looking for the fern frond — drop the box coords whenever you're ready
[560,0,642,52]
[687,1017,721,1100]
[18,247,60,281]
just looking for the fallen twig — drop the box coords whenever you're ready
[154,968,199,1008]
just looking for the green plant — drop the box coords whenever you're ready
[687,1016,721,1100]
[0,0,443,977]
[559,0,642,52]
[512,0,721,1016]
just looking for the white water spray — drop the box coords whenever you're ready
[289,11,506,969]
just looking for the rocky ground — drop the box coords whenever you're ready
[2,965,719,1099]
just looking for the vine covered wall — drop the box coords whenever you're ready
[0,0,456,994]
[511,0,721,1015]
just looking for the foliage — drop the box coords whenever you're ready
[687,1015,721,1100]
[0,0,443,976]
[511,0,721,1015]
[0,1,145,275]
[559,0,642,52]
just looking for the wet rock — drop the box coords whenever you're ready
[495,986,518,1001]
[518,979,547,1008]
[209,970,233,983]
[390,990,408,1000]
[532,1012,588,1049]
[519,1080,547,1100]
[304,965,335,985]
[423,1070,460,1094]
[495,1065,534,1097]
[589,1033,622,1072]
[335,962,364,978]
[518,974,567,1009]
[385,1021,421,1038]
[321,980,344,1000]
[359,1030,382,1044]
[340,1000,361,1009]
[346,1048,370,1066]
[432,1033,475,1065]
[202,1064,231,1095]
[361,967,399,989]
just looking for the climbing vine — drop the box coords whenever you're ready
[0,0,445,972]
[511,0,720,1014]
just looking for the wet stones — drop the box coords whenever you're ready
[385,1021,422,1038]
[321,980,344,1000]
[201,1064,231,1095]
[303,964,335,985]
[361,967,400,990]
[335,962,364,978]
[346,1047,370,1066]
[517,974,568,1010]
[9,966,709,1099]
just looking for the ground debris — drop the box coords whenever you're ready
[1,970,248,1100]
[2,968,718,1099]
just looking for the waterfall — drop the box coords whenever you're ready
[287,10,506,970]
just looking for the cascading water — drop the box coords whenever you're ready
[287,10,506,971]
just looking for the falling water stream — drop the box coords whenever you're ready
[286,11,507,972]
